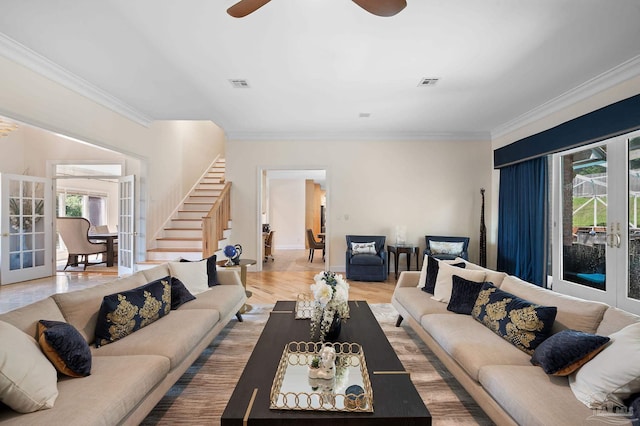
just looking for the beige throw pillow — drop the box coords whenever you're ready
[169,260,209,295]
[432,262,486,303]
[0,320,59,413]
[569,322,640,408]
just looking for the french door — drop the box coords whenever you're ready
[552,130,640,314]
[118,175,135,276]
[0,174,53,284]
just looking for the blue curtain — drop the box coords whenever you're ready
[497,157,547,286]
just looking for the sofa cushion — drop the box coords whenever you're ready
[570,322,640,408]
[141,263,171,282]
[92,309,219,370]
[393,287,451,321]
[52,273,149,344]
[530,329,610,376]
[432,262,485,303]
[478,365,596,426]
[0,320,58,413]
[460,260,508,287]
[500,275,608,334]
[472,283,557,355]
[176,285,246,320]
[418,255,465,293]
[0,297,66,338]
[349,253,383,266]
[94,278,171,347]
[447,275,485,315]
[596,306,640,336]
[421,313,531,381]
[169,260,210,294]
[0,355,170,425]
[37,320,92,377]
[170,277,196,310]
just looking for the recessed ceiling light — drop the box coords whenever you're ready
[359,112,371,118]
[229,79,250,88]
[418,78,439,87]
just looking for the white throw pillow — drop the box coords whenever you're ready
[569,322,640,408]
[351,242,376,255]
[417,255,464,288]
[169,260,209,295]
[0,320,59,413]
[429,240,464,256]
[432,262,486,303]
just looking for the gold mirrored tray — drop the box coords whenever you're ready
[269,341,374,412]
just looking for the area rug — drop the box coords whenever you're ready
[141,304,493,426]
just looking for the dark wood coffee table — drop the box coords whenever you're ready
[221,300,431,425]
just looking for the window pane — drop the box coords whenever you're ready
[561,146,607,290]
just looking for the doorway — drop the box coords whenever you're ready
[258,168,327,272]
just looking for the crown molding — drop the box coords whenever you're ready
[0,32,153,127]
[492,54,640,140]
[225,130,491,142]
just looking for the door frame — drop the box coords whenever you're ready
[256,167,329,272]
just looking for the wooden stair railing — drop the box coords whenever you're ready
[202,181,232,258]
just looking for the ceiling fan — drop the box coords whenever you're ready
[227,0,407,18]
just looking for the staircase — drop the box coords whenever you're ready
[146,158,230,263]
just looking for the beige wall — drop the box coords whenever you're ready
[226,138,493,272]
[269,179,306,249]
[0,56,226,251]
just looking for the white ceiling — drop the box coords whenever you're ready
[0,0,639,141]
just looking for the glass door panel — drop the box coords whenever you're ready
[560,146,608,291]
[628,135,640,302]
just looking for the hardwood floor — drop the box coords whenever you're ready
[0,250,398,314]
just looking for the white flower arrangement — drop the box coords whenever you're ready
[310,271,350,341]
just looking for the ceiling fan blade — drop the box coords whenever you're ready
[227,0,271,18]
[352,0,407,17]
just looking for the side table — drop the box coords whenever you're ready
[216,258,256,313]
[387,245,420,280]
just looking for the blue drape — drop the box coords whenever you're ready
[497,157,547,286]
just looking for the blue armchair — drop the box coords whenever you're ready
[423,235,470,261]
[345,235,387,281]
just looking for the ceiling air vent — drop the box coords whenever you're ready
[229,79,250,88]
[418,78,439,87]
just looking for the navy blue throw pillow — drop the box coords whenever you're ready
[94,278,171,347]
[37,320,92,377]
[472,282,557,354]
[170,276,196,310]
[628,393,640,425]
[180,254,219,286]
[421,256,465,294]
[530,329,610,376]
[447,275,485,315]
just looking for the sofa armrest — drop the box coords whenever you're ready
[216,269,243,286]
[395,271,421,290]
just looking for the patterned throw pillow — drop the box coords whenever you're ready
[351,242,376,255]
[530,329,610,376]
[37,320,92,377]
[472,282,557,354]
[94,278,171,347]
[429,241,464,256]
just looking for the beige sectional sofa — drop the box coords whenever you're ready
[392,259,640,426]
[0,263,246,426]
